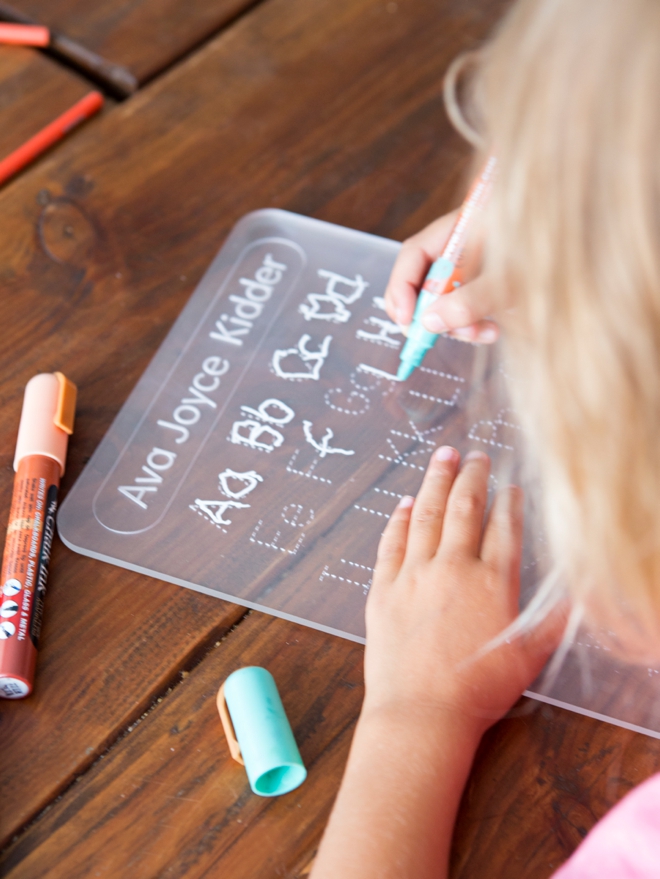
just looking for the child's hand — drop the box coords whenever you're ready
[364,446,564,735]
[313,450,564,879]
[384,212,499,344]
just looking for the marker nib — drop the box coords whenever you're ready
[396,361,415,381]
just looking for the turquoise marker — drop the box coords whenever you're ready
[397,156,497,381]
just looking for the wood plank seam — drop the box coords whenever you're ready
[0,612,365,876]
[0,605,251,855]
[0,1,137,97]
[136,0,266,89]
[0,0,271,98]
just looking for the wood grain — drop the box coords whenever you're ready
[4,0,264,85]
[0,0,511,859]
[0,613,365,878]
[2,0,656,875]
[0,549,246,847]
[0,46,97,170]
[0,0,512,851]
[4,617,660,878]
[451,700,660,877]
[0,2,138,97]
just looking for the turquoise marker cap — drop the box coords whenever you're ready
[217,666,307,797]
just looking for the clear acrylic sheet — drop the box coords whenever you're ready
[58,209,660,739]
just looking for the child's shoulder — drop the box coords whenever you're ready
[553,772,660,878]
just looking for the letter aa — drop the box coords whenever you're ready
[217,468,263,500]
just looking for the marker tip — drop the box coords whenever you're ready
[396,361,414,381]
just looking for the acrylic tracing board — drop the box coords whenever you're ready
[58,209,660,739]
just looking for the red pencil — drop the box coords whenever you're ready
[0,23,49,46]
[0,91,104,186]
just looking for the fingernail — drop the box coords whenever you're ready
[422,312,447,333]
[465,449,489,462]
[451,326,477,342]
[397,495,415,508]
[477,326,498,344]
[434,445,457,462]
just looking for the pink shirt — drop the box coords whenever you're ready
[553,772,660,878]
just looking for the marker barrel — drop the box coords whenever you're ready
[0,455,60,698]
[398,257,458,377]
[0,24,50,46]
[0,91,103,187]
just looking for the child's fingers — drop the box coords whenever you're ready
[384,249,426,326]
[446,318,499,345]
[420,274,498,337]
[373,495,415,585]
[437,451,490,558]
[480,486,524,596]
[384,211,459,326]
[405,446,460,560]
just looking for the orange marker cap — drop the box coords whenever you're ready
[13,373,77,475]
[0,24,50,47]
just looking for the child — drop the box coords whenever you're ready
[310,0,660,876]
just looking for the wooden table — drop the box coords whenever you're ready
[0,1,658,876]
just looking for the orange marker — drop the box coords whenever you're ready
[0,23,50,46]
[0,373,77,699]
[0,90,103,187]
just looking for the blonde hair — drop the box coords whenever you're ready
[451,0,660,650]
